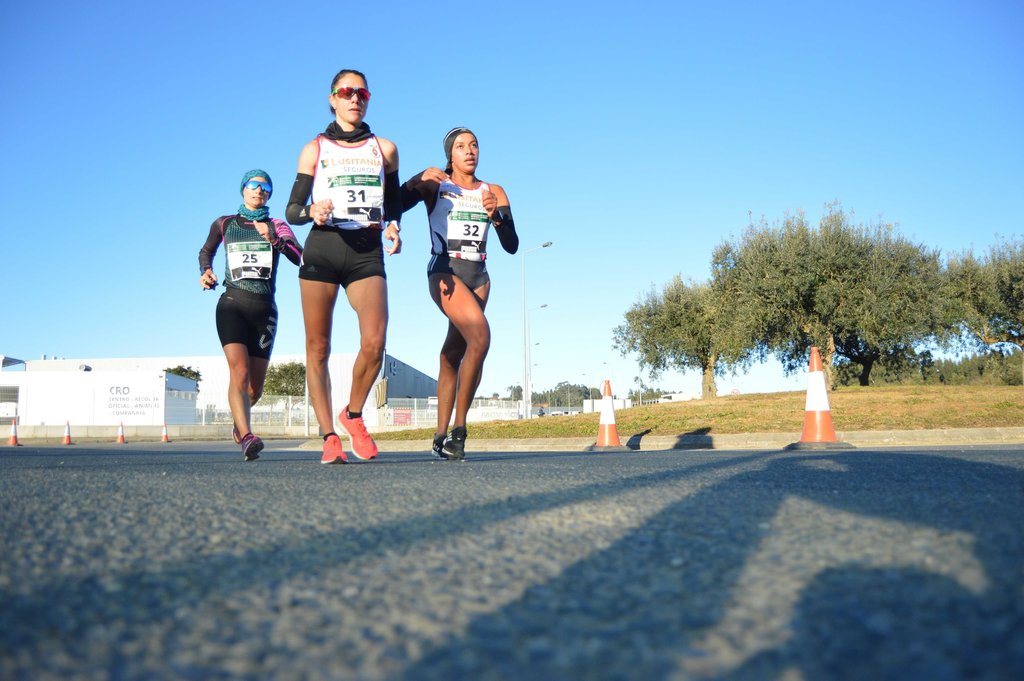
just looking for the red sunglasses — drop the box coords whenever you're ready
[331,86,371,102]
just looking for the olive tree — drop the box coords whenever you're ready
[264,361,306,397]
[711,205,943,387]
[946,238,1024,384]
[165,365,202,390]
[614,275,754,398]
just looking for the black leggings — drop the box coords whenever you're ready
[215,288,277,359]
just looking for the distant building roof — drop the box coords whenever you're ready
[1,356,26,369]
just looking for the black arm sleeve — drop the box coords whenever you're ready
[383,170,402,223]
[277,237,303,267]
[285,173,314,225]
[400,172,425,213]
[493,207,519,254]
[198,218,224,273]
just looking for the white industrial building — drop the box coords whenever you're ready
[1,352,437,438]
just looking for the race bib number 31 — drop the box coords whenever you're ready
[328,174,384,227]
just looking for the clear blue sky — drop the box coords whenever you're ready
[2,1,1021,399]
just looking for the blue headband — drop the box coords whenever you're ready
[240,169,272,198]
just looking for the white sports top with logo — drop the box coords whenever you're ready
[429,180,491,261]
[311,136,385,230]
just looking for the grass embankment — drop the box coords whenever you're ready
[375,385,1024,441]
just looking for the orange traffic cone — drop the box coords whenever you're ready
[161,423,170,443]
[592,380,629,451]
[786,347,854,450]
[8,417,19,446]
[116,422,126,445]
[63,421,73,446]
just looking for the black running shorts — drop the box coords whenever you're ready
[299,226,386,287]
[427,253,490,290]
[215,288,278,359]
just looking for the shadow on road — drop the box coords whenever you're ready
[2,448,1022,679]
[400,451,1024,679]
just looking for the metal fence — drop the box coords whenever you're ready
[198,395,313,427]
[378,397,521,432]
[196,395,521,432]
[2,393,523,432]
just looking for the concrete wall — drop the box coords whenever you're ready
[9,352,436,430]
[0,370,197,426]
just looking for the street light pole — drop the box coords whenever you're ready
[526,334,542,416]
[522,241,552,419]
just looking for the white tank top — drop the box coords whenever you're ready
[428,180,491,261]
[311,135,385,230]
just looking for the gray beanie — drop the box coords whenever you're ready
[443,127,474,165]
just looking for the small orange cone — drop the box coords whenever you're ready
[63,421,73,446]
[161,423,170,443]
[786,347,854,450]
[8,417,19,446]
[116,422,126,445]
[592,380,629,451]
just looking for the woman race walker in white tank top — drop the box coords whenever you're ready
[285,69,403,465]
[402,127,519,460]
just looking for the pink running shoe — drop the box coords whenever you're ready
[320,433,347,464]
[240,433,263,462]
[339,407,378,460]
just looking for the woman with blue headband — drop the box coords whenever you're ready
[402,127,519,460]
[199,169,302,461]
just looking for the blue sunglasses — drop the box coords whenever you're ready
[243,180,272,194]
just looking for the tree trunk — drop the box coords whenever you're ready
[701,353,718,399]
[858,357,874,386]
[822,335,837,391]
[1019,344,1024,387]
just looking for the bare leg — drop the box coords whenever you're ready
[223,343,253,438]
[429,274,490,429]
[300,278,340,435]
[344,275,388,413]
[435,320,466,435]
[248,356,269,406]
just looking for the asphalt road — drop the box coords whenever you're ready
[2,441,1022,680]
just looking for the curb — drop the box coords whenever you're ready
[357,427,1024,453]
[10,428,1022,451]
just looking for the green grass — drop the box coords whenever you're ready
[375,385,1024,441]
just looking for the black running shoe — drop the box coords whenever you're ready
[443,426,467,461]
[432,433,449,460]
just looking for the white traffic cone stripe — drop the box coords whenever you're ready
[595,379,624,448]
[599,396,616,424]
[804,371,831,412]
